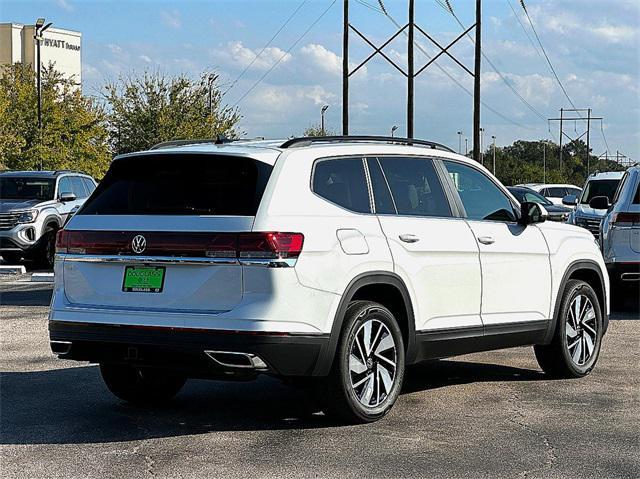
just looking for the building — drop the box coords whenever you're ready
[0,23,82,86]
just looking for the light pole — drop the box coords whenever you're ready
[543,141,547,184]
[491,135,496,175]
[391,125,398,137]
[34,18,52,171]
[457,131,463,154]
[207,74,215,135]
[321,105,329,135]
[465,138,468,156]
[479,127,485,165]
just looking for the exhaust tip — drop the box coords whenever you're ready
[621,272,640,282]
[204,350,268,370]
[51,340,72,355]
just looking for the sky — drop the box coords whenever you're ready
[2,0,639,160]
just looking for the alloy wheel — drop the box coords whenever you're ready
[566,294,598,366]
[349,319,397,408]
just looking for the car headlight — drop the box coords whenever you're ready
[17,210,39,224]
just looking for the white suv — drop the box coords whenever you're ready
[49,136,610,423]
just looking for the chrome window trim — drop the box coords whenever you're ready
[59,253,296,268]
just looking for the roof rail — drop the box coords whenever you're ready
[149,136,235,150]
[279,135,455,153]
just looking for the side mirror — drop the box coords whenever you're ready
[562,194,578,206]
[59,191,77,203]
[589,196,609,210]
[519,202,547,226]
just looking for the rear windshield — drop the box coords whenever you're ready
[79,154,273,216]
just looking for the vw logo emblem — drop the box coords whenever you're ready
[131,235,147,254]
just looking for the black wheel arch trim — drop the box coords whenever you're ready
[41,214,62,233]
[543,259,608,344]
[313,271,417,376]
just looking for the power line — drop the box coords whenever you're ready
[376,1,532,130]
[599,119,610,153]
[519,0,581,116]
[355,0,384,14]
[232,0,337,107]
[505,0,543,59]
[441,1,552,130]
[223,0,308,96]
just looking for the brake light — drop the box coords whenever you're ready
[612,212,640,225]
[54,231,304,260]
[55,229,69,253]
[238,232,304,259]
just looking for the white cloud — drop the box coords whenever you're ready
[56,0,73,12]
[161,10,182,29]
[107,44,122,55]
[139,55,152,63]
[300,44,341,75]
[212,41,290,70]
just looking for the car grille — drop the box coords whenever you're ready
[0,213,20,230]
[578,217,601,239]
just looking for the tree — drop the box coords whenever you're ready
[103,72,241,155]
[0,63,111,177]
[303,124,336,137]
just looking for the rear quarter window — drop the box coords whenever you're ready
[312,158,371,213]
[78,154,273,216]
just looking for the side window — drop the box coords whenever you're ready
[57,177,72,198]
[312,158,371,213]
[377,157,451,217]
[366,158,396,214]
[540,188,549,196]
[70,176,88,198]
[633,179,640,205]
[82,177,96,195]
[443,160,516,222]
[568,187,581,197]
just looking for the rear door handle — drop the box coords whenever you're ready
[399,234,420,243]
[477,236,495,245]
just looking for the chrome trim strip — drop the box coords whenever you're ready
[61,254,238,265]
[59,254,297,268]
[204,350,268,370]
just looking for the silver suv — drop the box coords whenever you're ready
[600,165,640,301]
[0,170,97,267]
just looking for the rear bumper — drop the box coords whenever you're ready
[49,320,331,378]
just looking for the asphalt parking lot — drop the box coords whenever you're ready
[1,277,638,478]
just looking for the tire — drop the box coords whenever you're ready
[1,252,23,264]
[325,300,405,423]
[534,280,603,378]
[37,230,57,269]
[99,363,186,405]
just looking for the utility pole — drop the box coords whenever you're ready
[342,0,349,135]
[543,141,546,184]
[491,135,496,175]
[342,0,481,142]
[407,0,415,138]
[473,0,482,163]
[549,107,602,174]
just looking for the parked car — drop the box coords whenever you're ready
[0,170,97,267]
[507,186,571,222]
[518,183,582,206]
[564,171,625,240]
[599,165,640,302]
[49,136,609,423]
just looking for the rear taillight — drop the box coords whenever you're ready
[238,232,304,259]
[612,212,640,226]
[55,229,69,253]
[55,231,304,261]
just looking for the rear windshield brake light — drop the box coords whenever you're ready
[55,230,304,259]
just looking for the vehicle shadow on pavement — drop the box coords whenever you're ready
[0,287,53,306]
[1,359,548,445]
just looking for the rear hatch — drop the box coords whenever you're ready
[59,152,273,313]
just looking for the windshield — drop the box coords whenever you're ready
[580,179,620,204]
[0,177,55,201]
